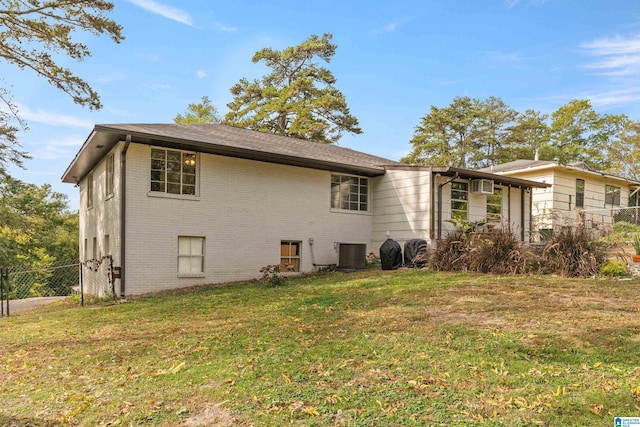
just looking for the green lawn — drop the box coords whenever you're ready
[2,269,640,426]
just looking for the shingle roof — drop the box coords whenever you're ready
[62,123,399,183]
[478,160,556,173]
[479,159,640,186]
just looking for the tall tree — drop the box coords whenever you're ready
[607,119,640,181]
[174,96,221,124]
[0,1,124,174]
[224,33,362,144]
[505,109,551,161]
[473,96,518,168]
[0,176,78,268]
[547,99,627,170]
[403,96,517,169]
[404,96,635,171]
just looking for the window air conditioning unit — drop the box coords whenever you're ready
[471,179,494,195]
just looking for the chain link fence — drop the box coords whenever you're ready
[0,256,114,317]
[530,206,640,242]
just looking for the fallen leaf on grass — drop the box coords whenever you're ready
[589,403,603,415]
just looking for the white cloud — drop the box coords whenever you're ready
[196,70,207,79]
[213,21,237,32]
[17,104,92,128]
[93,72,125,84]
[142,82,171,92]
[581,34,640,76]
[587,87,640,106]
[127,0,193,26]
[30,135,84,160]
[506,0,551,8]
[372,21,399,34]
[531,87,640,109]
[136,52,161,62]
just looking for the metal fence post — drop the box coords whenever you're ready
[1,267,4,317]
[4,269,9,317]
[79,261,84,307]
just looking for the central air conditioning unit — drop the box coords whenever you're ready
[338,243,366,270]
[471,179,494,195]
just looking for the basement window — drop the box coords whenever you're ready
[178,236,205,276]
[280,241,301,272]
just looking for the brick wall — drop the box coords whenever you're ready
[118,143,374,295]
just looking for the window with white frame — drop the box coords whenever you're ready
[280,241,301,272]
[151,148,197,195]
[605,184,620,206]
[104,234,110,258]
[105,153,115,197]
[486,187,503,221]
[178,236,204,274]
[331,174,369,211]
[451,181,468,221]
[86,172,93,209]
[576,179,585,208]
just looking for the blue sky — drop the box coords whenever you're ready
[5,0,640,209]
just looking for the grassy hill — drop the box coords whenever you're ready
[2,269,640,426]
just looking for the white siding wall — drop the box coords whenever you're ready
[439,177,531,241]
[123,143,373,295]
[372,171,533,250]
[371,169,432,250]
[511,168,634,229]
[79,144,122,296]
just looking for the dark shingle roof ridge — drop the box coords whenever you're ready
[95,123,398,169]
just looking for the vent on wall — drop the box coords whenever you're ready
[471,179,494,195]
[338,244,366,270]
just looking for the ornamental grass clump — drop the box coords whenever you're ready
[537,225,606,277]
[430,224,528,275]
[633,232,640,255]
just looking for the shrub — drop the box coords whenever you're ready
[365,252,381,267]
[430,229,470,272]
[430,225,528,275]
[634,233,640,255]
[259,264,285,287]
[599,260,628,278]
[467,228,528,275]
[537,225,606,277]
[613,221,640,234]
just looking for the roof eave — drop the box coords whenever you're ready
[499,163,640,186]
[63,126,387,183]
[385,165,551,188]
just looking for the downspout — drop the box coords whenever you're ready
[437,173,459,241]
[507,185,512,232]
[521,187,526,241]
[430,172,436,241]
[120,135,131,298]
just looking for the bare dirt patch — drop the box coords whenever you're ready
[181,404,236,427]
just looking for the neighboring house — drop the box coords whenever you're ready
[480,160,640,237]
[62,124,548,296]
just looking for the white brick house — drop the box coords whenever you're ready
[62,124,547,296]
